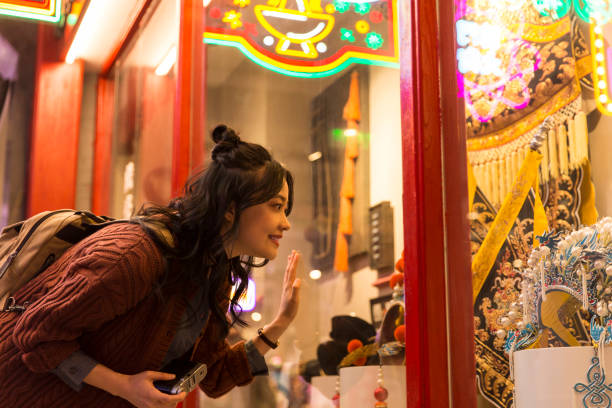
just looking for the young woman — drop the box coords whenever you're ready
[0,125,301,408]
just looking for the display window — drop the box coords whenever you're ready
[453,1,612,407]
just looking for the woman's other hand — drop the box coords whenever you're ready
[122,371,187,408]
[84,364,186,408]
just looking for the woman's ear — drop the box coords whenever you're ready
[224,203,236,224]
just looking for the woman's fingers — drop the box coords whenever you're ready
[286,251,300,284]
[149,371,175,381]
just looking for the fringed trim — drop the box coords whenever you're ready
[468,98,587,209]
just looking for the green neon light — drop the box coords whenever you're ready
[0,1,61,23]
[532,0,571,20]
[365,32,383,50]
[354,2,371,15]
[204,37,399,78]
[334,0,350,13]
[67,13,77,25]
[532,0,612,24]
[332,129,370,143]
[341,28,356,42]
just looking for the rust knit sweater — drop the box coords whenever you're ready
[0,223,253,407]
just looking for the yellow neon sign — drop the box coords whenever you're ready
[0,0,61,23]
[204,0,399,77]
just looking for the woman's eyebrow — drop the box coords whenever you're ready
[274,195,287,203]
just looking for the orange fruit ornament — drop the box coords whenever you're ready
[347,339,363,352]
[347,339,366,366]
[394,324,405,343]
[389,272,404,289]
[395,250,404,273]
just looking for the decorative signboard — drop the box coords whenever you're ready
[0,0,61,23]
[531,1,612,116]
[203,0,399,78]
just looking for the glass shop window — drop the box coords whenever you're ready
[201,0,403,407]
[109,0,178,218]
[456,1,612,407]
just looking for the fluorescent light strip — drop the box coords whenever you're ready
[65,0,111,63]
[155,45,178,76]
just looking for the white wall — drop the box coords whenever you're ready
[589,113,612,218]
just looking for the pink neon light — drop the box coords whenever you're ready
[456,0,540,122]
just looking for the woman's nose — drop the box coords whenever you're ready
[282,213,291,231]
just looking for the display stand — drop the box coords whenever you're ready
[514,346,612,407]
[311,375,337,408]
[311,366,406,407]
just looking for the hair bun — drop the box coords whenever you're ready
[212,125,241,146]
[211,125,242,164]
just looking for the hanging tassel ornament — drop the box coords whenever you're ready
[598,329,607,379]
[540,259,547,302]
[374,364,389,408]
[582,266,589,311]
[332,377,340,407]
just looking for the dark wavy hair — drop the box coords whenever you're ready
[132,125,294,338]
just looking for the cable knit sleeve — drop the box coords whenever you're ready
[11,226,165,373]
[193,335,255,398]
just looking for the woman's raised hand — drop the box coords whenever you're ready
[275,250,301,326]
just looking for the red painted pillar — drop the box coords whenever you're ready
[91,77,114,216]
[174,0,206,407]
[400,0,475,406]
[28,25,83,216]
[173,0,206,198]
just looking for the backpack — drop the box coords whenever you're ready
[0,209,173,312]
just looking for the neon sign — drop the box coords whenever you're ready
[231,278,257,312]
[203,0,398,78]
[455,0,541,122]
[590,15,612,115]
[533,0,612,24]
[0,0,61,23]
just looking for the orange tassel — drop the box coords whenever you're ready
[342,71,361,123]
[340,158,355,199]
[338,196,353,235]
[345,129,359,160]
[334,229,349,272]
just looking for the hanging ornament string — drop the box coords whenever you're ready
[374,363,389,408]
[540,257,547,302]
[582,265,588,311]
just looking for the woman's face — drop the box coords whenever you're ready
[226,180,291,259]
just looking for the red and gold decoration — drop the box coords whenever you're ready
[457,1,600,407]
[203,0,398,77]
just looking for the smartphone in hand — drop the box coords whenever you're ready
[153,360,207,395]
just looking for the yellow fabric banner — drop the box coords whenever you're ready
[472,149,543,302]
[468,160,477,213]
[532,172,548,249]
[579,160,598,226]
